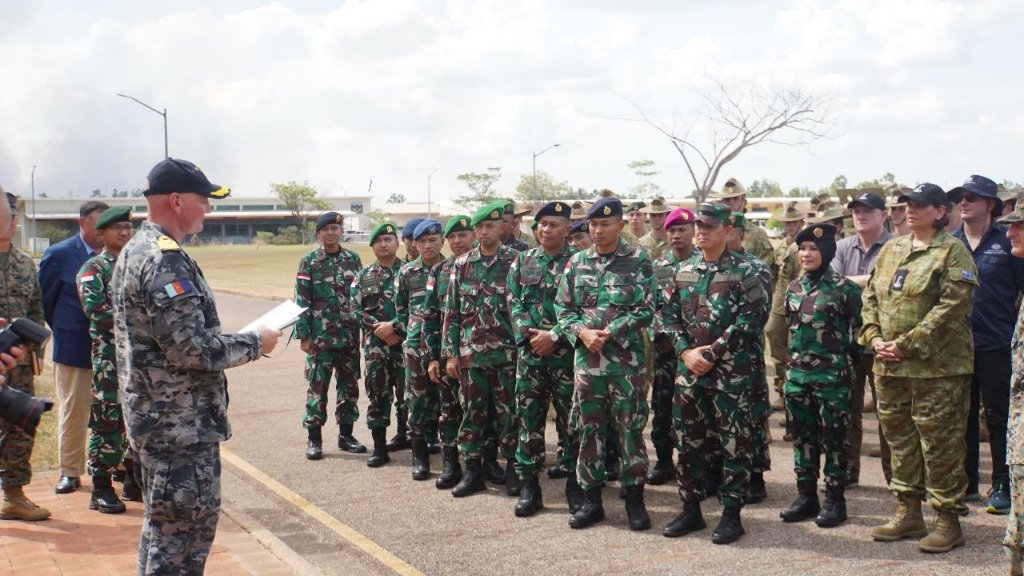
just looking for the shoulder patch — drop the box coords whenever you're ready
[157,235,180,252]
[162,278,194,299]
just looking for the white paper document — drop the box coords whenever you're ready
[239,299,307,334]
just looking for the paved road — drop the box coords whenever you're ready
[214,292,1007,576]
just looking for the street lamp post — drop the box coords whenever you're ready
[427,168,438,219]
[116,93,168,158]
[532,143,560,199]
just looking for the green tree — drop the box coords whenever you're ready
[386,193,406,204]
[747,179,783,198]
[856,172,896,190]
[366,209,389,228]
[270,181,331,243]
[515,169,572,205]
[626,159,662,199]
[454,167,503,210]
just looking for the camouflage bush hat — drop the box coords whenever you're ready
[998,189,1024,224]
[412,219,442,240]
[315,211,343,233]
[503,198,532,217]
[695,203,732,226]
[143,158,230,199]
[444,215,472,237]
[776,201,806,222]
[640,197,672,214]
[95,206,132,229]
[626,201,646,213]
[369,222,398,245]
[713,178,747,199]
[471,202,505,227]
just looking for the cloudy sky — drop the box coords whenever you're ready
[1,0,1021,205]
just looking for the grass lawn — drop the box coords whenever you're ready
[29,363,57,472]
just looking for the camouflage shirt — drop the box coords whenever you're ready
[507,244,574,368]
[350,259,403,356]
[785,267,863,385]
[293,246,362,351]
[556,239,655,376]
[653,250,699,339]
[77,250,117,374]
[424,255,458,361]
[0,248,44,368]
[395,256,440,352]
[859,230,978,378]
[442,245,518,367]
[743,224,774,269]
[1008,302,1024,466]
[638,232,670,261]
[112,221,261,454]
[771,241,801,316]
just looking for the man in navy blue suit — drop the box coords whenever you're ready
[39,200,108,494]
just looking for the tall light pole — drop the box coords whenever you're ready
[532,143,560,199]
[427,168,438,219]
[30,165,36,249]
[116,93,168,158]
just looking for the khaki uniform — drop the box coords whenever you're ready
[742,224,774,269]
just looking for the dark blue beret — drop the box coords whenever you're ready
[587,197,623,220]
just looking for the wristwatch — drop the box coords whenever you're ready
[548,331,559,343]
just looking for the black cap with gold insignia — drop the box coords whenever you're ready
[586,197,623,220]
[316,211,343,233]
[369,222,398,245]
[143,158,230,199]
[534,201,572,222]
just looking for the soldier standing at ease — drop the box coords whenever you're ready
[0,190,50,522]
[638,198,672,261]
[295,212,365,460]
[350,223,405,468]
[76,206,141,514]
[766,203,806,413]
[402,218,424,264]
[659,203,768,544]
[507,202,580,517]
[648,207,697,486]
[779,223,862,528]
[567,220,592,252]
[501,200,532,252]
[713,178,774,267]
[626,201,648,240]
[556,197,653,531]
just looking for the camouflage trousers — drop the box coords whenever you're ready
[650,345,676,456]
[784,379,851,488]
[1003,464,1024,569]
[137,443,220,576]
[404,347,440,440]
[303,348,361,429]
[0,366,34,490]
[750,348,772,474]
[363,345,405,431]
[576,372,649,491]
[514,362,576,476]
[765,312,789,397]
[674,382,753,509]
[875,374,970,515]
[87,373,128,478]
[458,363,516,461]
[437,365,462,448]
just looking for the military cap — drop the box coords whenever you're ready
[315,211,344,233]
[503,198,532,217]
[95,206,132,229]
[949,174,1002,214]
[998,189,1024,224]
[402,218,425,238]
[809,192,833,209]
[369,222,398,245]
[412,219,442,240]
[776,201,806,222]
[444,215,472,237]
[626,201,646,213]
[899,183,948,207]
[569,220,589,235]
[587,197,623,220]
[795,222,837,245]
[713,178,747,199]
[695,202,732,226]
[663,207,695,229]
[143,158,230,199]
[846,191,886,211]
[887,187,910,208]
[998,184,1015,203]
[597,189,618,199]
[534,201,571,221]
[569,201,590,221]
[731,212,746,229]
[471,202,505,227]
[640,197,672,214]
[807,202,846,224]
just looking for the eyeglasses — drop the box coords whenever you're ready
[961,194,981,203]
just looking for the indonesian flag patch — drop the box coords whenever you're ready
[297,273,311,281]
[162,278,194,299]
[80,274,96,283]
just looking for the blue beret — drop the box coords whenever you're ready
[586,197,622,220]
[534,201,571,221]
[316,212,343,233]
[569,220,589,234]
[403,218,425,238]
[412,219,442,240]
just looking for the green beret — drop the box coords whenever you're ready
[95,206,132,229]
[444,215,472,237]
[471,202,505,227]
[369,222,398,245]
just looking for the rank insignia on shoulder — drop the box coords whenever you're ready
[157,235,180,252]
[163,278,194,298]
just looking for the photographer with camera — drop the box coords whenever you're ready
[0,189,50,522]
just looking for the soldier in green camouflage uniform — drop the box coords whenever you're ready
[351,223,405,468]
[1000,192,1024,575]
[443,203,521,497]
[659,203,769,544]
[76,207,140,514]
[860,184,977,553]
[111,158,280,574]
[556,197,653,531]
[295,212,365,459]
[713,178,774,267]
[0,191,50,522]
[779,224,862,528]
[506,202,579,516]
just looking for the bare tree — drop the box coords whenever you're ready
[623,82,830,202]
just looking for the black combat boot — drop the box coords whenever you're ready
[483,441,505,485]
[780,479,820,523]
[366,428,390,468]
[505,459,522,497]
[514,473,543,517]
[386,412,410,451]
[705,466,722,497]
[646,444,674,486]
[711,506,745,544]
[568,487,605,529]
[338,423,367,454]
[411,438,430,481]
[452,458,486,498]
[121,467,143,502]
[815,485,848,528]
[624,485,652,531]
[565,475,586,515]
[435,447,462,489]
[744,471,767,504]
[663,500,706,538]
[306,427,323,460]
[547,463,569,479]
[89,476,126,514]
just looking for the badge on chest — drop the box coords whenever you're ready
[890,270,908,291]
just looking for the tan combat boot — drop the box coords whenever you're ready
[870,495,927,541]
[1,486,52,521]
[918,511,965,553]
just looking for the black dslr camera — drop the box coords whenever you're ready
[0,318,54,437]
